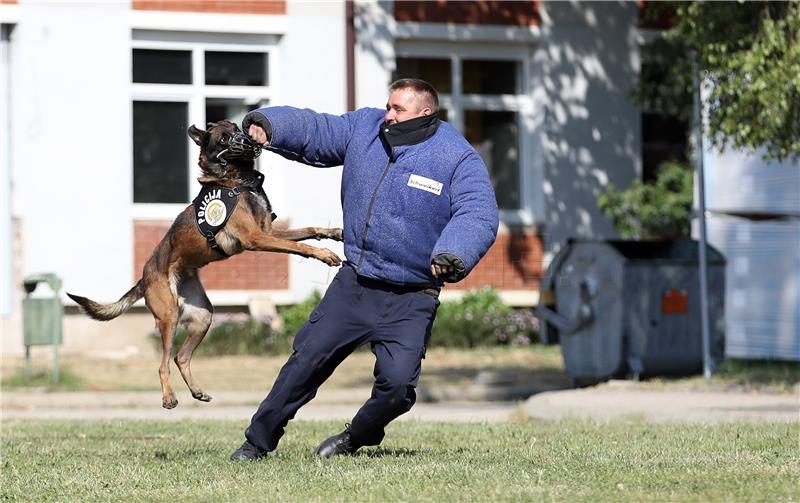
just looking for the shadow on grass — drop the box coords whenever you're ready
[356,447,418,458]
[336,365,571,390]
[716,359,800,387]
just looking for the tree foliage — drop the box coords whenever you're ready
[598,161,693,240]
[636,1,800,161]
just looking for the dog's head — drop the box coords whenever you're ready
[188,120,262,180]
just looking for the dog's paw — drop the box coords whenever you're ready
[162,395,179,409]
[192,391,213,402]
[317,249,343,267]
[329,228,344,242]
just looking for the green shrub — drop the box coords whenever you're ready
[150,288,540,354]
[430,287,539,348]
[149,312,291,356]
[277,290,322,340]
[597,161,693,239]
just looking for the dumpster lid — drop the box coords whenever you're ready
[607,239,725,264]
[568,239,725,264]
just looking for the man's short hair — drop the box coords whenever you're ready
[389,78,439,112]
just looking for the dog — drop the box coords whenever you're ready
[68,120,342,409]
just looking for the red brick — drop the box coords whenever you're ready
[395,1,541,27]
[449,228,543,291]
[133,0,285,15]
[133,220,288,290]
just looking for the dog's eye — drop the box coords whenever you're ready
[220,136,228,144]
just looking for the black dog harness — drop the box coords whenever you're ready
[192,171,277,257]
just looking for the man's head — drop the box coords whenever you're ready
[384,78,439,124]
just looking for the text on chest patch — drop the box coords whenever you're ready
[407,174,443,195]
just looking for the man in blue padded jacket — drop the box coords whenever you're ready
[231,79,499,461]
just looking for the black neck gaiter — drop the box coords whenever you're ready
[380,113,440,148]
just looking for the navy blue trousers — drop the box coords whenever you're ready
[245,263,440,452]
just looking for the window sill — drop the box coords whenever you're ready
[499,209,537,227]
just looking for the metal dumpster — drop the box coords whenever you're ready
[535,239,726,385]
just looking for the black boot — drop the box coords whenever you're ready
[314,425,358,458]
[230,440,268,461]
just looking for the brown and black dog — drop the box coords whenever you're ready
[68,120,342,409]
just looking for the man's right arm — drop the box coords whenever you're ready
[243,106,362,167]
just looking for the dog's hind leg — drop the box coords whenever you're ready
[174,271,213,402]
[145,276,181,409]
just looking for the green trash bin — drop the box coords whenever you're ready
[22,273,63,383]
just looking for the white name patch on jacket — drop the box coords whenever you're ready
[407,174,443,195]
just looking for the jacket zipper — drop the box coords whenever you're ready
[356,149,394,271]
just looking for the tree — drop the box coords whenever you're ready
[598,161,693,240]
[636,1,800,161]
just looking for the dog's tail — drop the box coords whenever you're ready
[67,280,144,321]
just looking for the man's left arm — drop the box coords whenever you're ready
[431,151,500,282]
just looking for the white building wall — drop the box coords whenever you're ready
[1,0,646,356]
[1,2,348,355]
[11,2,133,299]
[4,3,132,355]
[353,0,394,110]
[271,0,346,300]
[538,0,641,253]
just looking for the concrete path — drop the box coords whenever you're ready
[1,389,519,422]
[3,386,797,423]
[523,388,799,423]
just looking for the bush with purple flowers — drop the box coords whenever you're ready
[430,286,539,348]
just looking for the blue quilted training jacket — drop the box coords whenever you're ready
[243,106,499,286]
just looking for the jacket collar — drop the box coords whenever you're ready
[380,113,440,149]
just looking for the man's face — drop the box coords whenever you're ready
[384,88,432,124]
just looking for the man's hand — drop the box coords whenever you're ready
[430,262,454,278]
[248,124,269,146]
[430,253,466,282]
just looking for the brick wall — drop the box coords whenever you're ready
[450,227,544,291]
[395,0,541,27]
[133,221,289,290]
[132,0,285,15]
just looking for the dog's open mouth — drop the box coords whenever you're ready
[217,132,262,165]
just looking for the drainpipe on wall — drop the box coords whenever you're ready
[1,24,14,318]
[346,0,355,111]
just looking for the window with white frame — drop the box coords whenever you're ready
[131,31,277,209]
[395,41,536,220]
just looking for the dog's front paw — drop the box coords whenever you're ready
[162,395,178,409]
[317,248,342,267]
[329,228,344,242]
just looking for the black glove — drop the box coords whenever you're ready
[431,253,466,283]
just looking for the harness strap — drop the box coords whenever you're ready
[205,231,230,258]
[193,173,276,257]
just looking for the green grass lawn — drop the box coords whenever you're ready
[2,419,797,502]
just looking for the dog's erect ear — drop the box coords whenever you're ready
[188,125,208,147]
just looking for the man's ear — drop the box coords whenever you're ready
[188,125,207,146]
[420,107,433,116]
